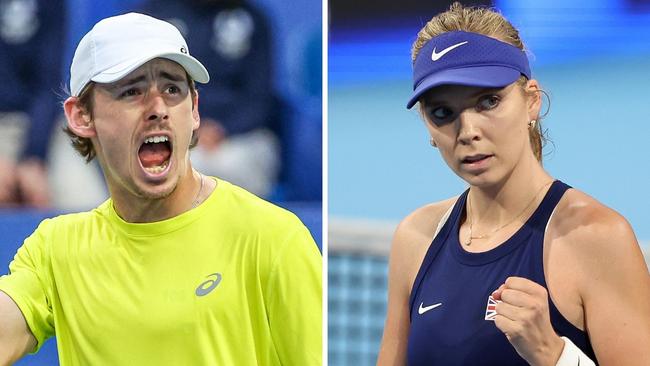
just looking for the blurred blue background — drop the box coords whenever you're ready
[1,0,321,364]
[329,0,650,365]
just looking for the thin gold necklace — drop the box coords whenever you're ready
[464,180,554,246]
[191,173,204,208]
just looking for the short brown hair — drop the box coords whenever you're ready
[63,75,199,163]
[413,2,547,162]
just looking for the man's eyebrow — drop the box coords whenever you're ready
[103,70,186,92]
[159,71,186,82]
[108,75,146,90]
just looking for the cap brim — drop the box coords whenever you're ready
[406,66,521,109]
[91,52,210,85]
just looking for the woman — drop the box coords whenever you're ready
[376,3,650,365]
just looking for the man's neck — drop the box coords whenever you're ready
[110,169,204,223]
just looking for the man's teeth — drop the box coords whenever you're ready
[144,135,169,144]
[143,160,169,174]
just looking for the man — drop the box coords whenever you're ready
[0,13,321,365]
[141,0,281,198]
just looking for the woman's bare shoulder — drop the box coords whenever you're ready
[389,197,458,271]
[551,188,634,245]
[387,197,460,296]
[549,187,647,285]
[394,197,458,245]
[550,187,650,363]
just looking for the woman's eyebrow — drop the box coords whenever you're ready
[424,86,505,105]
[469,86,503,98]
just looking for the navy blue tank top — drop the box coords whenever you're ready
[407,181,596,365]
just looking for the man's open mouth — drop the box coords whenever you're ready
[138,135,172,174]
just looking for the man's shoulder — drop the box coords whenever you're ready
[214,179,304,229]
[34,200,112,234]
[212,180,317,262]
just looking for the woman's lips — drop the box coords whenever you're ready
[462,154,492,163]
[461,154,493,171]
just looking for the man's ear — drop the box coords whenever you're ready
[192,91,200,130]
[525,79,542,121]
[64,97,96,138]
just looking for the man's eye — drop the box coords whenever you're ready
[166,85,180,94]
[477,95,500,110]
[120,88,139,98]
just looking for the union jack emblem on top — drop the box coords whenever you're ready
[484,295,501,321]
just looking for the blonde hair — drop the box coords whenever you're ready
[413,2,546,162]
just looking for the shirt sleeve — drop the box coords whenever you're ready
[0,220,56,352]
[265,224,322,365]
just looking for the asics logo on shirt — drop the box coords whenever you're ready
[195,273,222,296]
[418,302,442,314]
[431,41,468,61]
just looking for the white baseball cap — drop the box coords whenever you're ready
[69,12,210,96]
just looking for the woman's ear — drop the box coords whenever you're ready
[525,79,542,121]
[64,97,96,138]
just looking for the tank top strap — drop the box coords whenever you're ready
[408,189,469,318]
[528,180,572,230]
[528,180,596,358]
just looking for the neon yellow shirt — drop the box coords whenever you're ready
[0,178,322,365]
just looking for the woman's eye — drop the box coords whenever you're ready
[477,95,500,110]
[429,106,454,121]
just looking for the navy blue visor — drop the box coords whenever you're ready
[406,31,531,109]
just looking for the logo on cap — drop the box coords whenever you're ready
[431,41,468,61]
[180,46,187,54]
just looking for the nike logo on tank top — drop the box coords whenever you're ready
[407,181,596,365]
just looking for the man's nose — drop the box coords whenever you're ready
[144,90,169,122]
